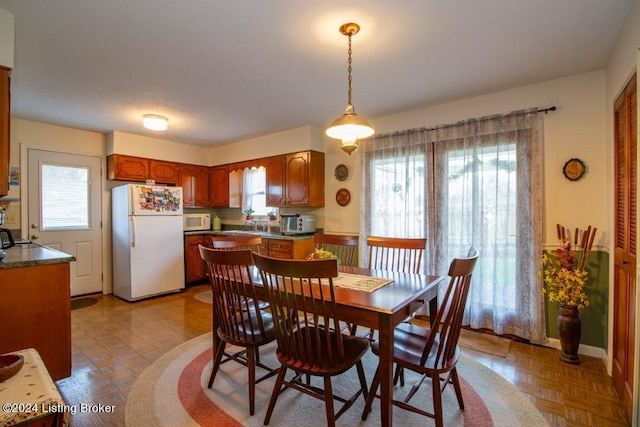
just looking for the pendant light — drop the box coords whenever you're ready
[325,23,374,155]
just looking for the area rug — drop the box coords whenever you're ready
[125,333,548,426]
[70,296,98,310]
[194,290,212,304]
[194,292,511,358]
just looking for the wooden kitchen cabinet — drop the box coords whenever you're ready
[178,163,196,207]
[210,165,229,207]
[149,159,179,184]
[107,154,150,182]
[264,237,315,260]
[195,166,211,207]
[265,156,286,206]
[185,234,212,283]
[179,164,210,207]
[266,150,324,207]
[0,262,71,381]
[0,66,9,197]
[107,154,178,184]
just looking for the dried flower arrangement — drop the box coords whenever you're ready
[540,224,597,309]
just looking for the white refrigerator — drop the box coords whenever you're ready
[112,184,185,301]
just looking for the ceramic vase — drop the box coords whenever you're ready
[557,304,581,364]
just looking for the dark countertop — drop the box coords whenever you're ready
[0,243,76,269]
[184,230,315,241]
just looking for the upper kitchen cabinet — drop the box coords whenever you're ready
[179,164,210,208]
[0,66,9,197]
[178,163,196,207]
[107,154,178,184]
[266,150,324,207]
[149,159,179,184]
[210,165,229,207]
[195,165,210,207]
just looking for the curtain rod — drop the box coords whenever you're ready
[376,106,558,139]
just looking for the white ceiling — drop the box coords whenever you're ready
[0,0,632,147]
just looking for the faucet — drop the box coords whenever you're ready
[244,219,257,231]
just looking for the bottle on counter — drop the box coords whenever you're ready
[213,215,221,231]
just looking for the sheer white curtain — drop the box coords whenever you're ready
[242,166,267,216]
[361,108,546,342]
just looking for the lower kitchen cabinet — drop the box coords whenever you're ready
[185,234,315,283]
[185,234,212,283]
[264,237,314,260]
[0,262,71,381]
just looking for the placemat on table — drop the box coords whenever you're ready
[333,272,393,292]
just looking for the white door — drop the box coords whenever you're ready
[28,149,103,296]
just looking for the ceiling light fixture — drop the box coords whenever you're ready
[143,114,169,131]
[325,22,374,155]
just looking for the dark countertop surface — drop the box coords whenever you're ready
[0,242,76,269]
[184,230,315,241]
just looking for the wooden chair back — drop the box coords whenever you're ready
[313,233,359,267]
[252,254,348,366]
[199,246,270,344]
[366,236,427,273]
[422,246,478,368]
[211,235,263,254]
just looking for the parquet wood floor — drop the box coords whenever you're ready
[55,284,629,426]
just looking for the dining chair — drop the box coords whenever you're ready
[313,232,359,267]
[366,235,427,274]
[252,253,370,427]
[359,235,428,339]
[361,247,479,427]
[198,245,278,416]
[210,234,263,254]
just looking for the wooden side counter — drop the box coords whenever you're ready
[0,244,74,381]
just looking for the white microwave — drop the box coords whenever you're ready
[183,213,211,231]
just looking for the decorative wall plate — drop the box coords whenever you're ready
[334,164,349,181]
[336,188,351,206]
[562,158,586,181]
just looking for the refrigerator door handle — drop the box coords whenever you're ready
[130,216,136,247]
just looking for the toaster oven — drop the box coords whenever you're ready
[280,214,316,235]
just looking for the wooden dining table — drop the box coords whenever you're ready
[328,266,443,426]
[214,263,443,427]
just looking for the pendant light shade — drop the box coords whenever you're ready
[326,23,374,155]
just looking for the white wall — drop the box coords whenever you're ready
[9,118,114,292]
[107,130,212,165]
[318,71,609,245]
[209,125,325,165]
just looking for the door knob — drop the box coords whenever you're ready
[31,223,38,229]
[30,235,39,240]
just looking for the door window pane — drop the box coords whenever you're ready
[41,164,90,229]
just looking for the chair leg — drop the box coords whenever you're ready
[355,360,368,400]
[247,345,256,416]
[264,366,287,425]
[361,367,380,420]
[393,365,405,386]
[323,376,336,427]
[450,368,465,409]
[208,339,226,388]
[432,373,444,427]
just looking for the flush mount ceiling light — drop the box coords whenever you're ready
[325,22,374,155]
[143,114,169,131]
